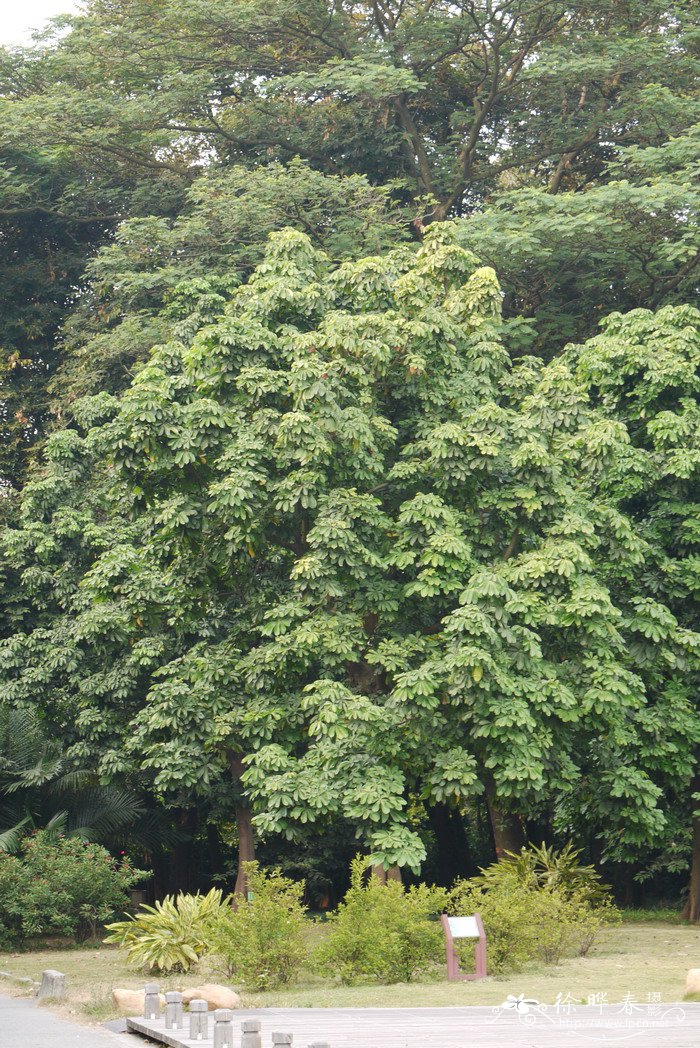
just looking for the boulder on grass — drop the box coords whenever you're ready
[38,970,66,1000]
[686,969,700,995]
[182,984,241,1010]
[112,988,166,1015]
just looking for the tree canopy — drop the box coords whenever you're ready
[3,225,698,882]
[0,0,699,909]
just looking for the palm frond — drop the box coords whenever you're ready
[0,707,45,772]
[109,809,184,856]
[4,752,64,793]
[44,810,68,836]
[52,768,93,794]
[66,787,146,842]
[0,816,32,853]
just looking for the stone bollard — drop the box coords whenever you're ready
[189,999,209,1041]
[144,982,161,1019]
[308,1044,331,1048]
[213,1008,235,1048]
[38,970,66,1000]
[272,1035,293,1046]
[165,991,184,1030]
[241,1018,262,1048]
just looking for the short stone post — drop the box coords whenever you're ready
[308,1043,331,1048]
[165,991,184,1030]
[38,970,66,999]
[144,982,161,1019]
[213,1008,235,1048]
[272,1034,293,1046]
[241,1018,262,1048]
[189,999,209,1041]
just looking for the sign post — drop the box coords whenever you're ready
[440,913,487,980]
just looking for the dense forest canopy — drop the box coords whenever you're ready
[0,0,699,911]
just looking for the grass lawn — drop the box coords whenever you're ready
[1,919,699,1025]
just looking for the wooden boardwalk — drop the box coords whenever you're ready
[128,1002,700,1048]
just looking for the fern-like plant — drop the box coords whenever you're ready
[104,888,225,972]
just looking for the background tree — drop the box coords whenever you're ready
[8,0,695,212]
[455,129,700,350]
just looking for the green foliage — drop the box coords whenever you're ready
[450,846,620,972]
[0,706,161,856]
[4,0,696,219]
[56,161,409,404]
[315,857,447,984]
[3,222,698,881]
[104,889,225,972]
[559,304,700,867]
[456,133,700,349]
[205,863,306,990]
[0,831,144,945]
[0,0,697,501]
[474,841,612,907]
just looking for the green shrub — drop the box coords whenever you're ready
[0,831,144,945]
[449,843,620,973]
[314,857,448,985]
[205,863,306,990]
[475,841,611,906]
[104,889,225,972]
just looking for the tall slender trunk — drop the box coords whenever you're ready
[228,752,256,897]
[485,781,526,858]
[682,775,700,922]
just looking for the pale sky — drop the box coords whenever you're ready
[0,0,80,46]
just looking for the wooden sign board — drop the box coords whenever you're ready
[441,912,487,981]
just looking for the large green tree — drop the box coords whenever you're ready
[1,0,699,902]
[5,225,695,883]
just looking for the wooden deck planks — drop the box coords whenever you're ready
[127,1002,700,1048]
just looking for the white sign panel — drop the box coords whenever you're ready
[447,915,480,939]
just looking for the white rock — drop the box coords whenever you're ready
[686,969,700,994]
[112,988,166,1014]
[182,984,241,1010]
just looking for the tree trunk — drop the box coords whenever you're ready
[371,864,403,884]
[426,801,477,885]
[682,776,700,921]
[485,782,526,858]
[228,752,256,898]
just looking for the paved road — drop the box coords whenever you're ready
[130,1002,700,1048]
[0,993,134,1048]
[4,994,700,1048]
